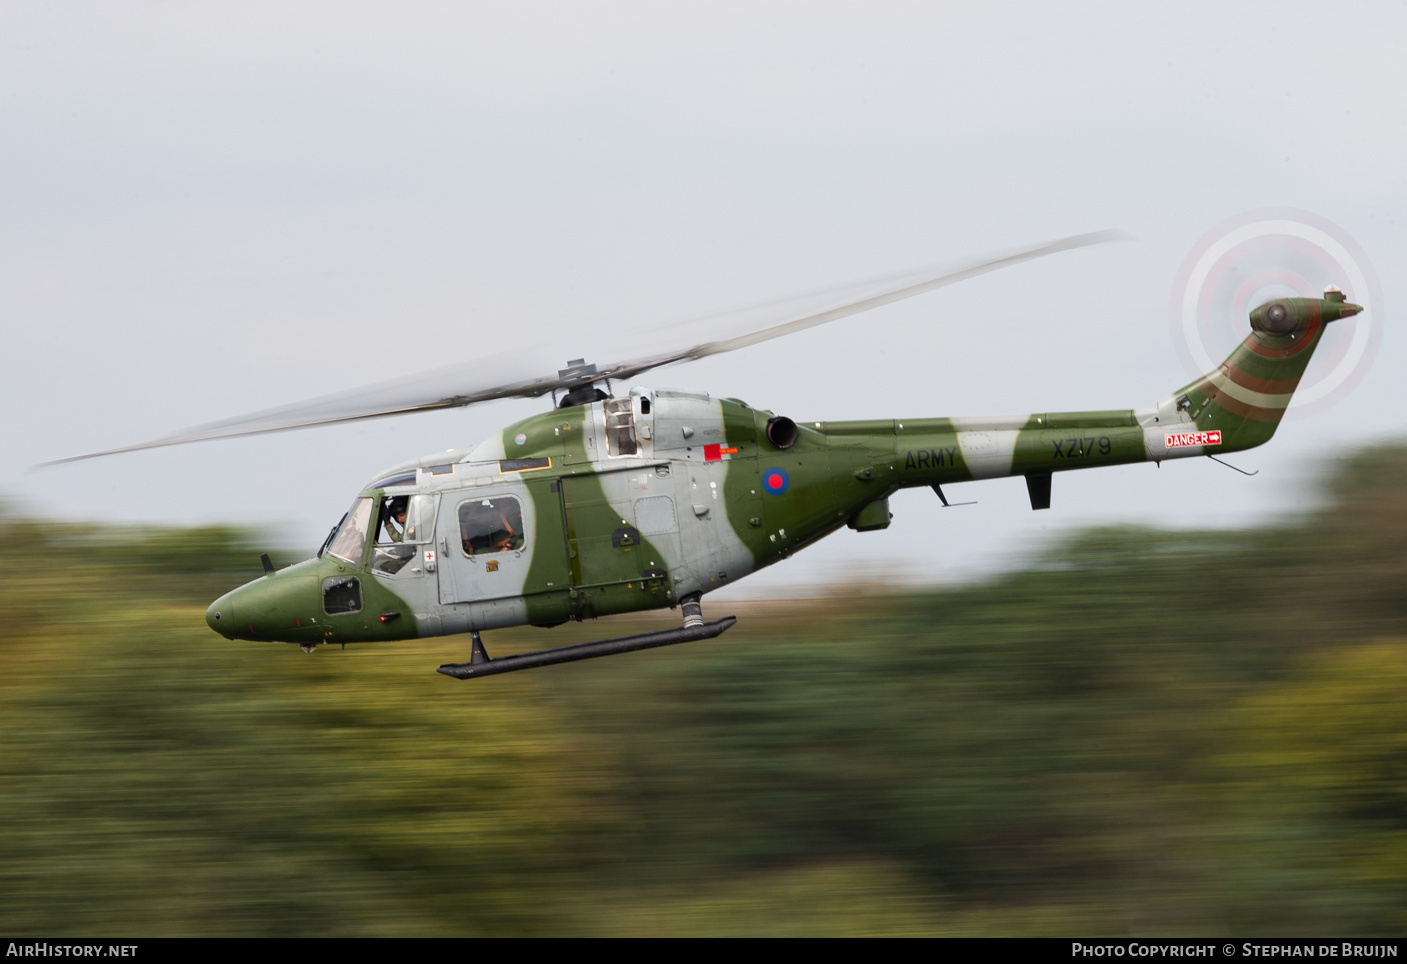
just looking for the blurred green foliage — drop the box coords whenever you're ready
[2,446,1406,935]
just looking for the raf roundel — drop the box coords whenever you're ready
[762,467,790,495]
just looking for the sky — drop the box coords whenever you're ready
[2,2,1404,597]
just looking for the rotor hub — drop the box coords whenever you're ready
[556,359,610,408]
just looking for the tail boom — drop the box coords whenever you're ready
[809,290,1360,521]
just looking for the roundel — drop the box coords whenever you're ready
[762,467,790,495]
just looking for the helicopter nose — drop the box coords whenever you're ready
[206,596,235,637]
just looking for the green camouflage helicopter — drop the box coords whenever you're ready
[54,232,1362,679]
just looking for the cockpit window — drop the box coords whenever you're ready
[406,494,436,542]
[459,497,524,555]
[378,495,411,544]
[372,494,437,575]
[327,497,374,565]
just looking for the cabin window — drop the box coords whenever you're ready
[458,497,525,556]
[604,397,638,457]
[326,497,374,565]
[323,576,362,615]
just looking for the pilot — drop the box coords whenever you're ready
[382,496,410,543]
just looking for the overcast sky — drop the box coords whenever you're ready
[3,2,1403,596]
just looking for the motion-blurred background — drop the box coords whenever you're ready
[2,2,1405,936]
[2,446,1405,935]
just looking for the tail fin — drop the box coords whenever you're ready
[1154,290,1362,455]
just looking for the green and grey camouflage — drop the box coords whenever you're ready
[203,288,1360,672]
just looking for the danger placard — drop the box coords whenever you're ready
[1165,430,1222,449]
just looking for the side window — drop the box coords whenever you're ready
[373,494,437,575]
[604,397,638,457]
[323,576,362,615]
[377,495,411,545]
[404,494,436,542]
[458,497,525,556]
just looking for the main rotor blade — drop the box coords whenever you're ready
[39,350,555,465]
[593,229,1125,382]
[42,229,1121,465]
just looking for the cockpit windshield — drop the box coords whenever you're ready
[326,497,374,565]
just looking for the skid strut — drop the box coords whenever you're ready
[437,616,738,679]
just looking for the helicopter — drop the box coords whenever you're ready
[50,231,1363,679]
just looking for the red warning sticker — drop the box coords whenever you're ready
[1165,430,1222,449]
[704,444,739,462]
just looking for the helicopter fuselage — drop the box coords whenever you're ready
[205,291,1360,652]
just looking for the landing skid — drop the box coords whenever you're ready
[437,616,738,679]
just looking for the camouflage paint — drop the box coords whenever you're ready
[206,546,416,645]
[206,293,1359,650]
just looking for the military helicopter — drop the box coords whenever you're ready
[51,231,1362,679]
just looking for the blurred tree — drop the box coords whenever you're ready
[2,444,1405,935]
